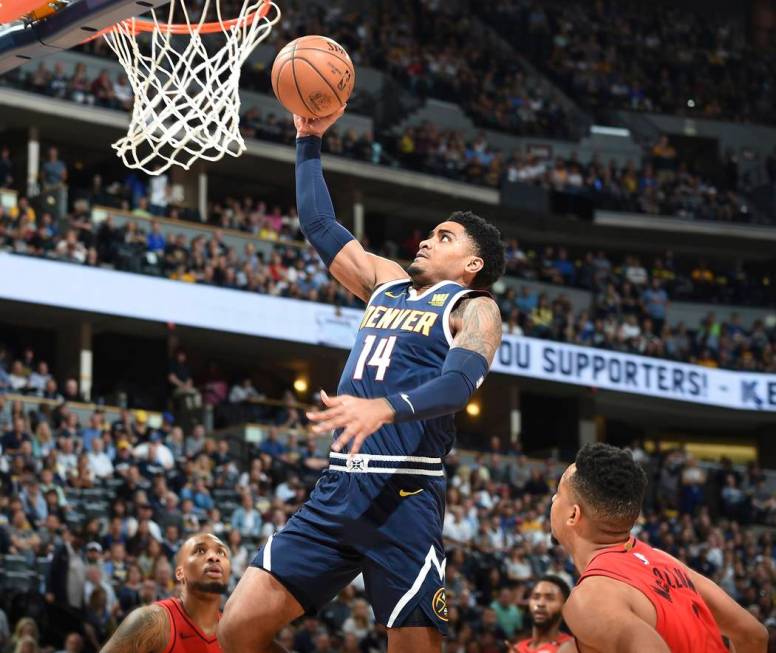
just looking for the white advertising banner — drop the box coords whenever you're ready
[2,253,775,411]
[494,335,776,412]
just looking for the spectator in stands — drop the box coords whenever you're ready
[148,167,170,217]
[40,146,67,192]
[56,632,84,653]
[230,491,262,538]
[7,619,39,653]
[167,349,201,413]
[0,145,13,188]
[88,437,114,479]
[146,220,166,254]
[2,415,30,454]
[47,525,86,617]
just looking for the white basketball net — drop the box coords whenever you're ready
[104,0,280,174]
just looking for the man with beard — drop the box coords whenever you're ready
[101,533,230,652]
[512,576,572,653]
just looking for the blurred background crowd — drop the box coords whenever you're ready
[0,393,774,653]
[1,143,775,377]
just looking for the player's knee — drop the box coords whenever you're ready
[218,604,272,652]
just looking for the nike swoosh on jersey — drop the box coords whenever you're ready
[385,291,406,298]
[399,489,424,497]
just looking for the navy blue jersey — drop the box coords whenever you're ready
[336,279,482,458]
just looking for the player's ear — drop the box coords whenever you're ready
[465,255,484,275]
[568,503,581,527]
[175,565,184,583]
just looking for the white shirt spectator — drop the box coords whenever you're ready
[56,451,78,479]
[625,262,648,286]
[88,450,114,479]
[149,174,169,208]
[114,76,132,105]
[28,369,51,394]
[506,556,533,582]
[443,512,474,544]
[274,481,296,503]
[9,371,27,391]
[229,382,262,403]
[133,442,174,470]
[84,576,118,612]
[620,321,641,340]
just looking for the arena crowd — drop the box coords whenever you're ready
[0,382,774,652]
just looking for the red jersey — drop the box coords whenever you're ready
[513,633,573,653]
[156,598,223,653]
[577,538,727,652]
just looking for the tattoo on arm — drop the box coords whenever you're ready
[100,605,169,653]
[451,296,502,363]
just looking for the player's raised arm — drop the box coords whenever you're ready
[562,578,671,653]
[685,565,767,653]
[294,109,407,303]
[100,604,170,653]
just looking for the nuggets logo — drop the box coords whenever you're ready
[429,293,449,307]
[432,588,448,621]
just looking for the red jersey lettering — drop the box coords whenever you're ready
[513,633,573,653]
[156,598,223,653]
[577,539,727,652]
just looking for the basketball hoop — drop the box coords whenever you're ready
[97,0,280,174]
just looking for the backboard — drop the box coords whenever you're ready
[0,0,169,74]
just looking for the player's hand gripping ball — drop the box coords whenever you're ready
[272,35,355,119]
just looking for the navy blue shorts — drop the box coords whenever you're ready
[250,454,448,633]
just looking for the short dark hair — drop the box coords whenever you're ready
[534,575,571,601]
[448,210,505,289]
[570,443,647,531]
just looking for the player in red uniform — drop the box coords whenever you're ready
[101,533,230,653]
[512,576,573,653]
[550,443,767,653]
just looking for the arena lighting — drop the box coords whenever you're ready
[590,125,631,137]
[293,378,308,393]
[466,402,481,417]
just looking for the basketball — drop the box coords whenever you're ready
[271,35,355,119]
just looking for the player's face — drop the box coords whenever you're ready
[177,534,231,594]
[407,221,482,286]
[550,464,576,547]
[529,581,565,628]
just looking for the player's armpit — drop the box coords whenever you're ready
[328,245,408,303]
[100,604,170,653]
[685,566,767,653]
[450,296,502,364]
[563,580,670,653]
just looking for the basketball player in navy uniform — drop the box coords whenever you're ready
[218,107,505,653]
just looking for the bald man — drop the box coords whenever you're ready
[101,534,231,653]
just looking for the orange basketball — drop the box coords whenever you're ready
[271,35,356,119]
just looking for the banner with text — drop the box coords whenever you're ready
[494,335,776,412]
[2,253,774,411]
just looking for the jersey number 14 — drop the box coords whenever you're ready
[353,335,397,381]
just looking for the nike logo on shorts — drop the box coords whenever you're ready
[399,489,424,497]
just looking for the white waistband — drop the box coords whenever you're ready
[328,452,442,464]
[328,452,445,476]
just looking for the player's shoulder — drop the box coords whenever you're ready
[512,640,530,653]
[449,291,499,317]
[569,575,632,612]
[102,603,171,653]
